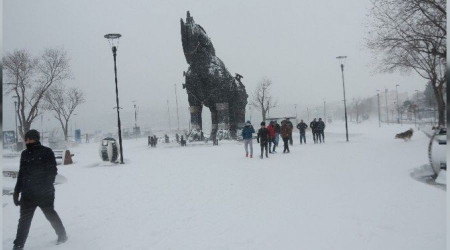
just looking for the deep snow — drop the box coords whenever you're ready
[2,121,446,250]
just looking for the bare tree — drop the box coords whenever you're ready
[251,77,277,122]
[44,85,85,141]
[3,48,72,141]
[367,0,446,126]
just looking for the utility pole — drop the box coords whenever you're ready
[376,90,381,127]
[384,88,389,124]
[174,84,180,131]
[336,56,349,142]
[167,99,172,131]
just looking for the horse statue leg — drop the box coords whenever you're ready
[215,102,230,139]
[188,94,203,141]
[209,106,218,143]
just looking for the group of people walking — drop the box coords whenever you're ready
[242,118,326,159]
[296,118,326,144]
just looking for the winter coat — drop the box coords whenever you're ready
[310,121,317,132]
[317,121,326,132]
[257,127,270,143]
[267,125,275,139]
[286,120,294,130]
[280,124,292,138]
[296,122,308,133]
[242,125,255,140]
[15,142,57,198]
[274,123,281,133]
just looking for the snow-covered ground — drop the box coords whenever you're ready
[2,121,446,250]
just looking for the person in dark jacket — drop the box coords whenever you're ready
[280,120,292,153]
[310,118,318,143]
[256,122,270,159]
[241,121,255,158]
[267,121,276,153]
[317,118,326,143]
[273,120,281,151]
[296,120,308,144]
[286,118,294,145]
[12,130,67,250]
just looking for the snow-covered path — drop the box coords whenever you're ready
[2,122,446,250]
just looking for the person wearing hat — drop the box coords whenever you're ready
[296,119,308,144]
[241,121,255,158]
[257,121,270,159]
[317,118,326,143]
[12,129,67,249]
[286,118,294,145]
[280,120,292,153]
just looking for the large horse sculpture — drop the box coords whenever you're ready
[180,11,248,141]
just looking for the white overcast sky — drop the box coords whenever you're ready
[3,0,426,133]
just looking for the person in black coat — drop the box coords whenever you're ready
[310,118,318,143]
[296,120,308,144]
[317,118,326,143]
[12,130,67,249]
[286,118,294,145]
[256,122,270,159]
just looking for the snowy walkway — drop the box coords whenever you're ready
[2,122,446,250]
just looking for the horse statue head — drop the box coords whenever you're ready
[180,11,216,64]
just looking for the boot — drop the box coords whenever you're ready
[57,235,68,245]
[12,245,24,250]
[246,153,248,157]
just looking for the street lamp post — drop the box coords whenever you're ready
[396,84,401,125]
[336,56,349,142]
[104,33,124,164]
[376,90,381,127]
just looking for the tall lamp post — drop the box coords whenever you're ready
[104,33,124,164]
[336,56,349,142]
[376,90,381,127]
[395,84,401,125]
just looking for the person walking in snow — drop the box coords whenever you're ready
[317,118,326,143]
[286,118,294,145]
[257,121,270,159]
[296,119,308,144]
[273,120,281,152]
[242,121,255,158]
[267,121,276,153]
[12,130,67,250]
[310,118,318,143]
[280,120,292,153]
